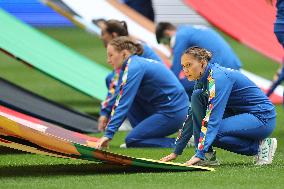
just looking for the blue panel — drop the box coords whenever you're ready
[0,0,73,27]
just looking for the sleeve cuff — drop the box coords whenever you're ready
[195,151,205,160]
[173,148,183,155]
[104,129,115,139]
[100,110,110,117]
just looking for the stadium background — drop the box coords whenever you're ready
[0,0,283,188]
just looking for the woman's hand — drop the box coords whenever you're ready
[95,136,111,149]
[184,155,201,166]
[160,153,177,162]
[98,115,108,132]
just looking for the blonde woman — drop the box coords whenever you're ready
[96,37,189,149]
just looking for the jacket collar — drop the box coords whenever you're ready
[198,62,212,84]
[121,54,135,70]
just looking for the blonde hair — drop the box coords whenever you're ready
[183,46,212,63]
[108,36,144,55]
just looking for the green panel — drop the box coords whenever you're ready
[73,143,213,171]
[74,143,98,160]
[0,9,110,100]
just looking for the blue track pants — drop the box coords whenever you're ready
[191,89,276,156]
[125,100,188,148]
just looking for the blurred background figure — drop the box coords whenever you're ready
[155,22,242,97]
[266,0,284,105]
[120,0,155,22]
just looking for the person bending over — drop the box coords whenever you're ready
[156,22,242,97]
[98,19,163,132]
[161,46,277,166]
[96,36,189,148]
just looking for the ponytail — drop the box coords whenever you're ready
[109,36,144,55]
[105,19,129,36]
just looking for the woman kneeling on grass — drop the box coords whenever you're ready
[96,36,189,149]
[161,46,277,166]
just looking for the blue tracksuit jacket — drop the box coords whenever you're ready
[104,55,188,139]
[101,42,162,117]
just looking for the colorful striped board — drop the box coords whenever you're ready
[0,105,99,146]
[0,9,109,100]
[0,110,214,172]
[0,135,80,161]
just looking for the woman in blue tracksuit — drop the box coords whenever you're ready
[96,36,189,148]
[98,19,163,131]
[266,0,284,105]
[161,46,277,165]
[155,22,242,97]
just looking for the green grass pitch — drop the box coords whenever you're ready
[0,27,283,189]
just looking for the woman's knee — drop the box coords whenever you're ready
[125,135,134,145]
[125,134,141,146]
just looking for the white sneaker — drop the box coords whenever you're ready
[119,143,127,148]
[118,119,133,131]
[255,138,277,165]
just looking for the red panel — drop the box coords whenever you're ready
[262,88,283,104]
[0,105,99,143]
[184,0,283,63]
[0,106,42,124]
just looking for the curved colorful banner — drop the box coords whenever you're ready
[0,106,214,172]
